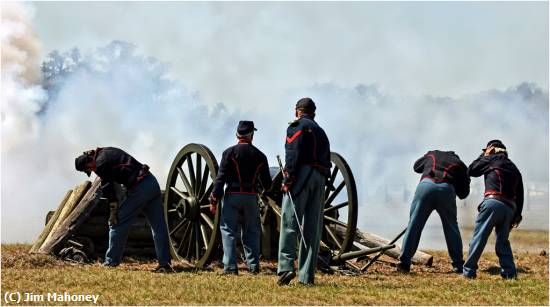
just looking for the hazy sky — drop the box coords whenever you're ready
[32,2,548,110]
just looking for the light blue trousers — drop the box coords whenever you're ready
[220,193,261,273]
[463,198,516,278]
[277,166,325,284]
[105,174,171,266]
[399,179,464,268]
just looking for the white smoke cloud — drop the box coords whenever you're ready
[1,38,242,242]
[1,2,46,151]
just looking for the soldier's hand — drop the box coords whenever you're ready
[511,215,522,229]
[281,183,290,193]
[484,145,495,156]
[210,203,217,215]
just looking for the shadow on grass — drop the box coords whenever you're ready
[483,265,529,275]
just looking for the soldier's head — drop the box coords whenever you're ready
[295,97,316,119]
[75,150,97,177]
[236,120,257,143]
[483,139,507,157]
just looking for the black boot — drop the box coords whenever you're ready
[277,271,296,286]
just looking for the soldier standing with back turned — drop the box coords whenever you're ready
[209,121,272,275]
[277,98,331,286]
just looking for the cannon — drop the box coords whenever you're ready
[32,143,432,270]
[163,143,360,267]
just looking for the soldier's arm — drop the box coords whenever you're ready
[211,149,230,201]
[467,156,491,177]
[284,125,304,184]
[413,154,427,173]
[455,161,471,199]
[514,171,524,220]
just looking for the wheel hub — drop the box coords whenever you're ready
[175,196,199,219]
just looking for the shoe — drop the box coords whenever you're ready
[452,266,463,274]
[249,268,260,275]
[277,271,296,286]
[102,261,119,268]
[396,262,410,273]
[501,273,517,280]
[152,264,175,273]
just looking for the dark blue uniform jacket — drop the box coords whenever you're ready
[414,150,470,200]
[92,147,149,200]
[468,153,524,219]
[284,115,331,183]
[211,142,272,200]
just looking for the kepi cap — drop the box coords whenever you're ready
[236,120,257,137]
[484,139,506,150]
[295,97,316,113]
[75,154,92,177]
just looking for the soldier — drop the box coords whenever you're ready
[209,121,272,275]
[74,147,172,273]
[463,140,523,279]
[398,150,470,273]
[277,98,331,286]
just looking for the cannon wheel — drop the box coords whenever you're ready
[321,152,358,256]
[163,143,220,267]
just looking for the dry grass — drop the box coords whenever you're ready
[1,229,548,306]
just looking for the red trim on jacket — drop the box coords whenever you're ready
[427,153,436,174]
[252,162,264,189]
[286,130,302,143]
[231,157,242,192]
[443,163,459,178]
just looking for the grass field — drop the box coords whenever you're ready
[1,229,548,306]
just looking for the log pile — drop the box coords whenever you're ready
[31,179,100,255]
[30,179,156,259]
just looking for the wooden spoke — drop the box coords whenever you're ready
[198,166,210,198]
[199,183,214,204]
[195,154,202,195]
[201,213,214,229]
[200,224,209,250]
[324,201,348,213]
[324,215,348,228]
[170,186,188,201]
[325,166,339,198]
[325,180,345,206]
[186,153,196,192]
[324,224,342,249]
[177,222,192,254]
[195,224,200,259]
[169,219,187,236]
[177,166,193,193]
